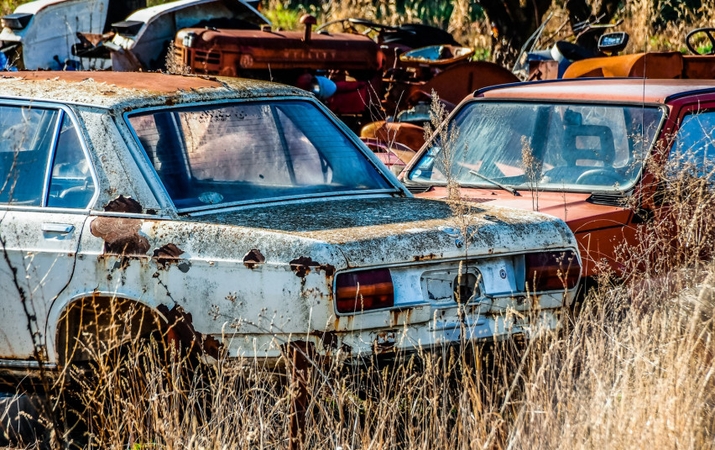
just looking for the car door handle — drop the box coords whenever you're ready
[41,223,75,234]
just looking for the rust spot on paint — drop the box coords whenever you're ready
[104,195,142,213]
[154,243,190,272]
[289,256,335,278]
[154,243,182,260]
[322,264,336,277]
[390,308,412,326]
[413,253,436,261]
[333,314,354,331]
[243,248,266,269]
[90,217,150,255]
[158,304,222,360]
[290,256,318,277]
[310,330,338,350]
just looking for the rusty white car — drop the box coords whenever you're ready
[0,72,580,378]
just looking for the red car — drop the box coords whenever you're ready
[403,78,715,280]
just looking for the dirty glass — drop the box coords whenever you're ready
[408,101,663,192]
[0,105,59,205]
[48,115,95,208]
[668,110,715,181]
[129,100,391,209]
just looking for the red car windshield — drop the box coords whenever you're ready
[408,101,664,193]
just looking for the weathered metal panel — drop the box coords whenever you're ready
[0,0,111,70]
[0,211,86,361]
[76,109,162,213]
[42,195,578,362]
[177,27,379,74]
[192,197,576,266]
[0,72,309,110]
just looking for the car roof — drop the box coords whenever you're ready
[12,0,68,14]
[479,78,715,104]
[125,0,270,27]
[0,71,309,110]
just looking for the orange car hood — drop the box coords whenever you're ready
[415,186,632,235]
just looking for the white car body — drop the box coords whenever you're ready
[0,72,580,378]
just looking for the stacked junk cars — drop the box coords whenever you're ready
[0,0,713,326]
[3,0,715,300]
[0,6,585,445]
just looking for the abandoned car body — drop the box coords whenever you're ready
[404,78,715,279]
[108,0,270,71]
[0,72,580,377]
[0,0,146,70]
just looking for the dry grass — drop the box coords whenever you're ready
[263,0,715,59]
[532,0,715,55]
[1,124,704,450]
[618,0,713,53]
[36,269,715,449]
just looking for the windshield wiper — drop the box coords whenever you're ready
[468,170,521,196]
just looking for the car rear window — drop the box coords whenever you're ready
[128,100,393,210]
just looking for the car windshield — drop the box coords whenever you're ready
[407,101,664,192]
[128,100,393,210]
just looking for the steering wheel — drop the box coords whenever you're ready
[576,169,623,186]
[315,17,396,35]
[686,28,715,55]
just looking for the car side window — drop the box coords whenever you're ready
[669,110,715,180]
[0,104,94,208]
[0,105,59,205]
[47,115,95,208]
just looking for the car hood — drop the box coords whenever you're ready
[415,187,632,235]
[188,196,577,267]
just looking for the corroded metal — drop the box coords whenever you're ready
[0,72,308,110]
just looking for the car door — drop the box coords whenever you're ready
[0,103,96,364]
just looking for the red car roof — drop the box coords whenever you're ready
[479,78,715,104]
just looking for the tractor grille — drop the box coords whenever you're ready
[194,50,221,66]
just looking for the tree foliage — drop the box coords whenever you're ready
[479,0,620,67]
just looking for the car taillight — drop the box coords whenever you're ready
[336,268,394,314]
[525,250,580,292]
